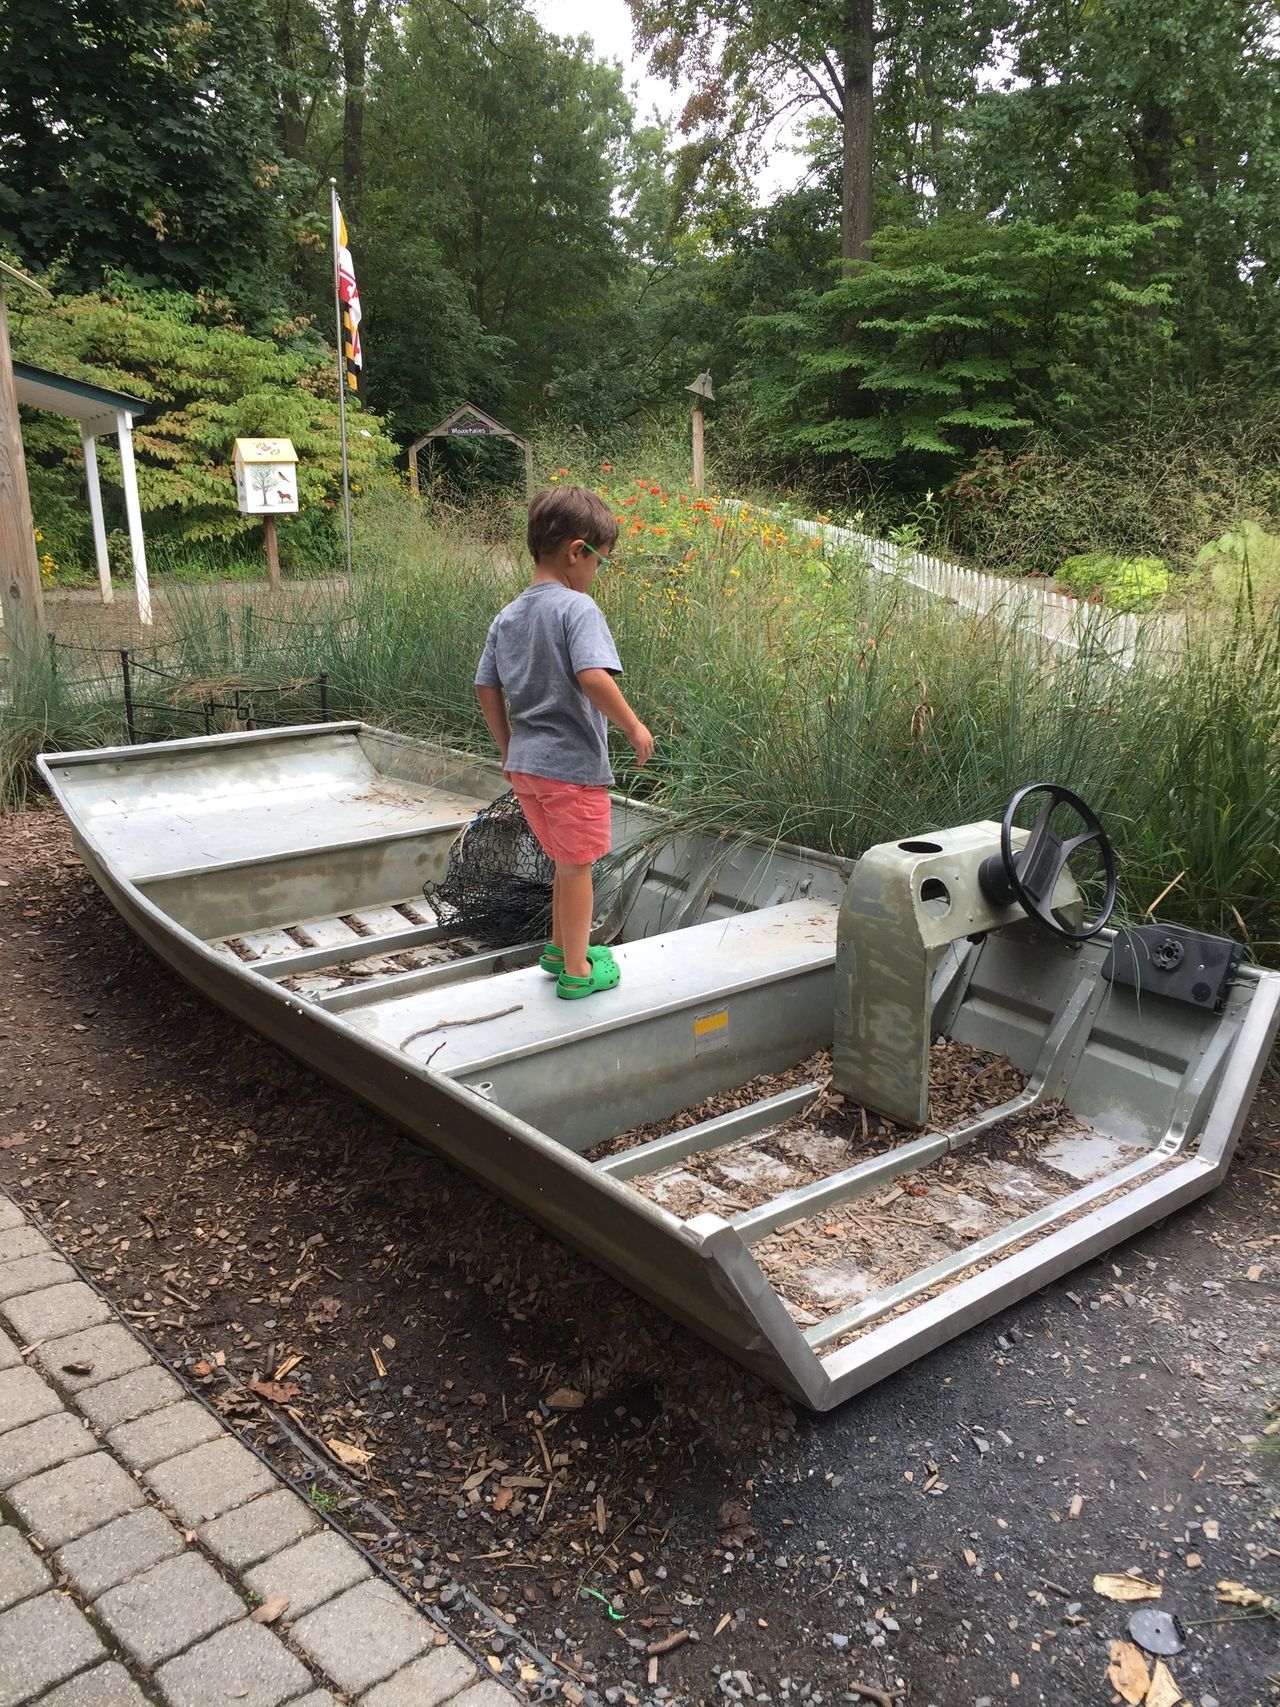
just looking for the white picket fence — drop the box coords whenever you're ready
[730,502,1179,669]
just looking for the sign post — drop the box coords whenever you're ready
[686,370,714,493]
[232,438,299,588]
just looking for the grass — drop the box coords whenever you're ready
[5,471,1278,962]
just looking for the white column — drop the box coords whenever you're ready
[115,410,151,625]
[81,430,113,605]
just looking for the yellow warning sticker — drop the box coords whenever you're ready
[693,1009,729,1053]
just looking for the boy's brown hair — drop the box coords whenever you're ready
[527,485,618,563]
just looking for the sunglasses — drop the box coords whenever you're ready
[580,541,612,568]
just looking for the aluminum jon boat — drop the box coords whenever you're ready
[39,723,1280,1411]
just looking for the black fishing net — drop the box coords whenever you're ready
[422,789,554,945]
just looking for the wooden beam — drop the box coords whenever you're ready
[82,431,113,605]
[115,411,151,625]
[0,286,47,656]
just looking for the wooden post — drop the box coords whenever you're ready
[0,286,47,657]
[82,430,113,605]
[691,405,705,494]
[263,514,280,587]
[408,445,419,498]
[116,412,151,625]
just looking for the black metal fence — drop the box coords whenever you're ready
[117,648,329,744]
[42,633,331,746]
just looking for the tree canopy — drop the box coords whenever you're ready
[2,0,1278,556]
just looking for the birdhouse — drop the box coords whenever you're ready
[232,438,299,516]
[686,370,715,403]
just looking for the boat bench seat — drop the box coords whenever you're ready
[340,899,841,1077]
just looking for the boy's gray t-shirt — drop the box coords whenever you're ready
[475,582,622,785]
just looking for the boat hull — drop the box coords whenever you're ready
[40,722,1280,1410]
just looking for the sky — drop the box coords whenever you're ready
[530,0,806,199]
[530,0,689,128]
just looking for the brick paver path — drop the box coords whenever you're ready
[0,1191,515,1707]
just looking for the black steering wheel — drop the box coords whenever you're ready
[977,783,1117,943]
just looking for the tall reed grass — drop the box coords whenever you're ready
[5,487,1277,959]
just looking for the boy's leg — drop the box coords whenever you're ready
[556,861,593,979]
[551,867,563,957]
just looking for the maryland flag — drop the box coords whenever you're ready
[336,211,363,392]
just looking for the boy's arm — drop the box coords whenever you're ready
[476,684,512,769]
[577,669,654,766]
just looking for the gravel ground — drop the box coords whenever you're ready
[2,803,1277,1707]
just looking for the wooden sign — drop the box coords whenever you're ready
[408,402,532,495]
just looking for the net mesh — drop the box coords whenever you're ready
[422,790,554,945]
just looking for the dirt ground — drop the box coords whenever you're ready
[2,803,1278,1707]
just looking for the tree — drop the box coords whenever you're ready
[0,0,292,325]
[628,0,1011,265]
[956,0,1280,384]
[361,1,635,427]
[738,206,1174,471]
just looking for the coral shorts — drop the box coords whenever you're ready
[508,772,612,864]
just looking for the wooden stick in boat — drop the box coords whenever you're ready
[399,1005,523,1053]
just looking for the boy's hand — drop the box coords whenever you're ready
[628,721,654,766]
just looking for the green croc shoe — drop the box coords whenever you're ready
[540,943,616,977]
[556,955,621,1000]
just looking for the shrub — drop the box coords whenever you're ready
[943,402,1280,578]
[1194,521,1280,611]
[1056,552,1170,611]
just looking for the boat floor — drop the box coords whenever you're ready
[590,1036,1158,1346]
[209,897,478,994]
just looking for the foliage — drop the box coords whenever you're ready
[942,405,1280,580]
[738,208,1173,473]
[959,0,1280,371]
[1195,522,1280,610]
[0,0,296,326]
[356,1,637,436]
[629,0,1014,258]
[10,281,396,570]
[5,0,1280,590]
[1055,553,1169,612]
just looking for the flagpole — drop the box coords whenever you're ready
[330,178,354,585]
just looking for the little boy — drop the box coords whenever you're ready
[475,485,653,1000]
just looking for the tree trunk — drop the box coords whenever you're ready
[841,0,875,269]
[1131,98,1176,284]
[273,3,308,161]
[1133,99,1175,205]
[336,0,385,219]
[342,56,366,216]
